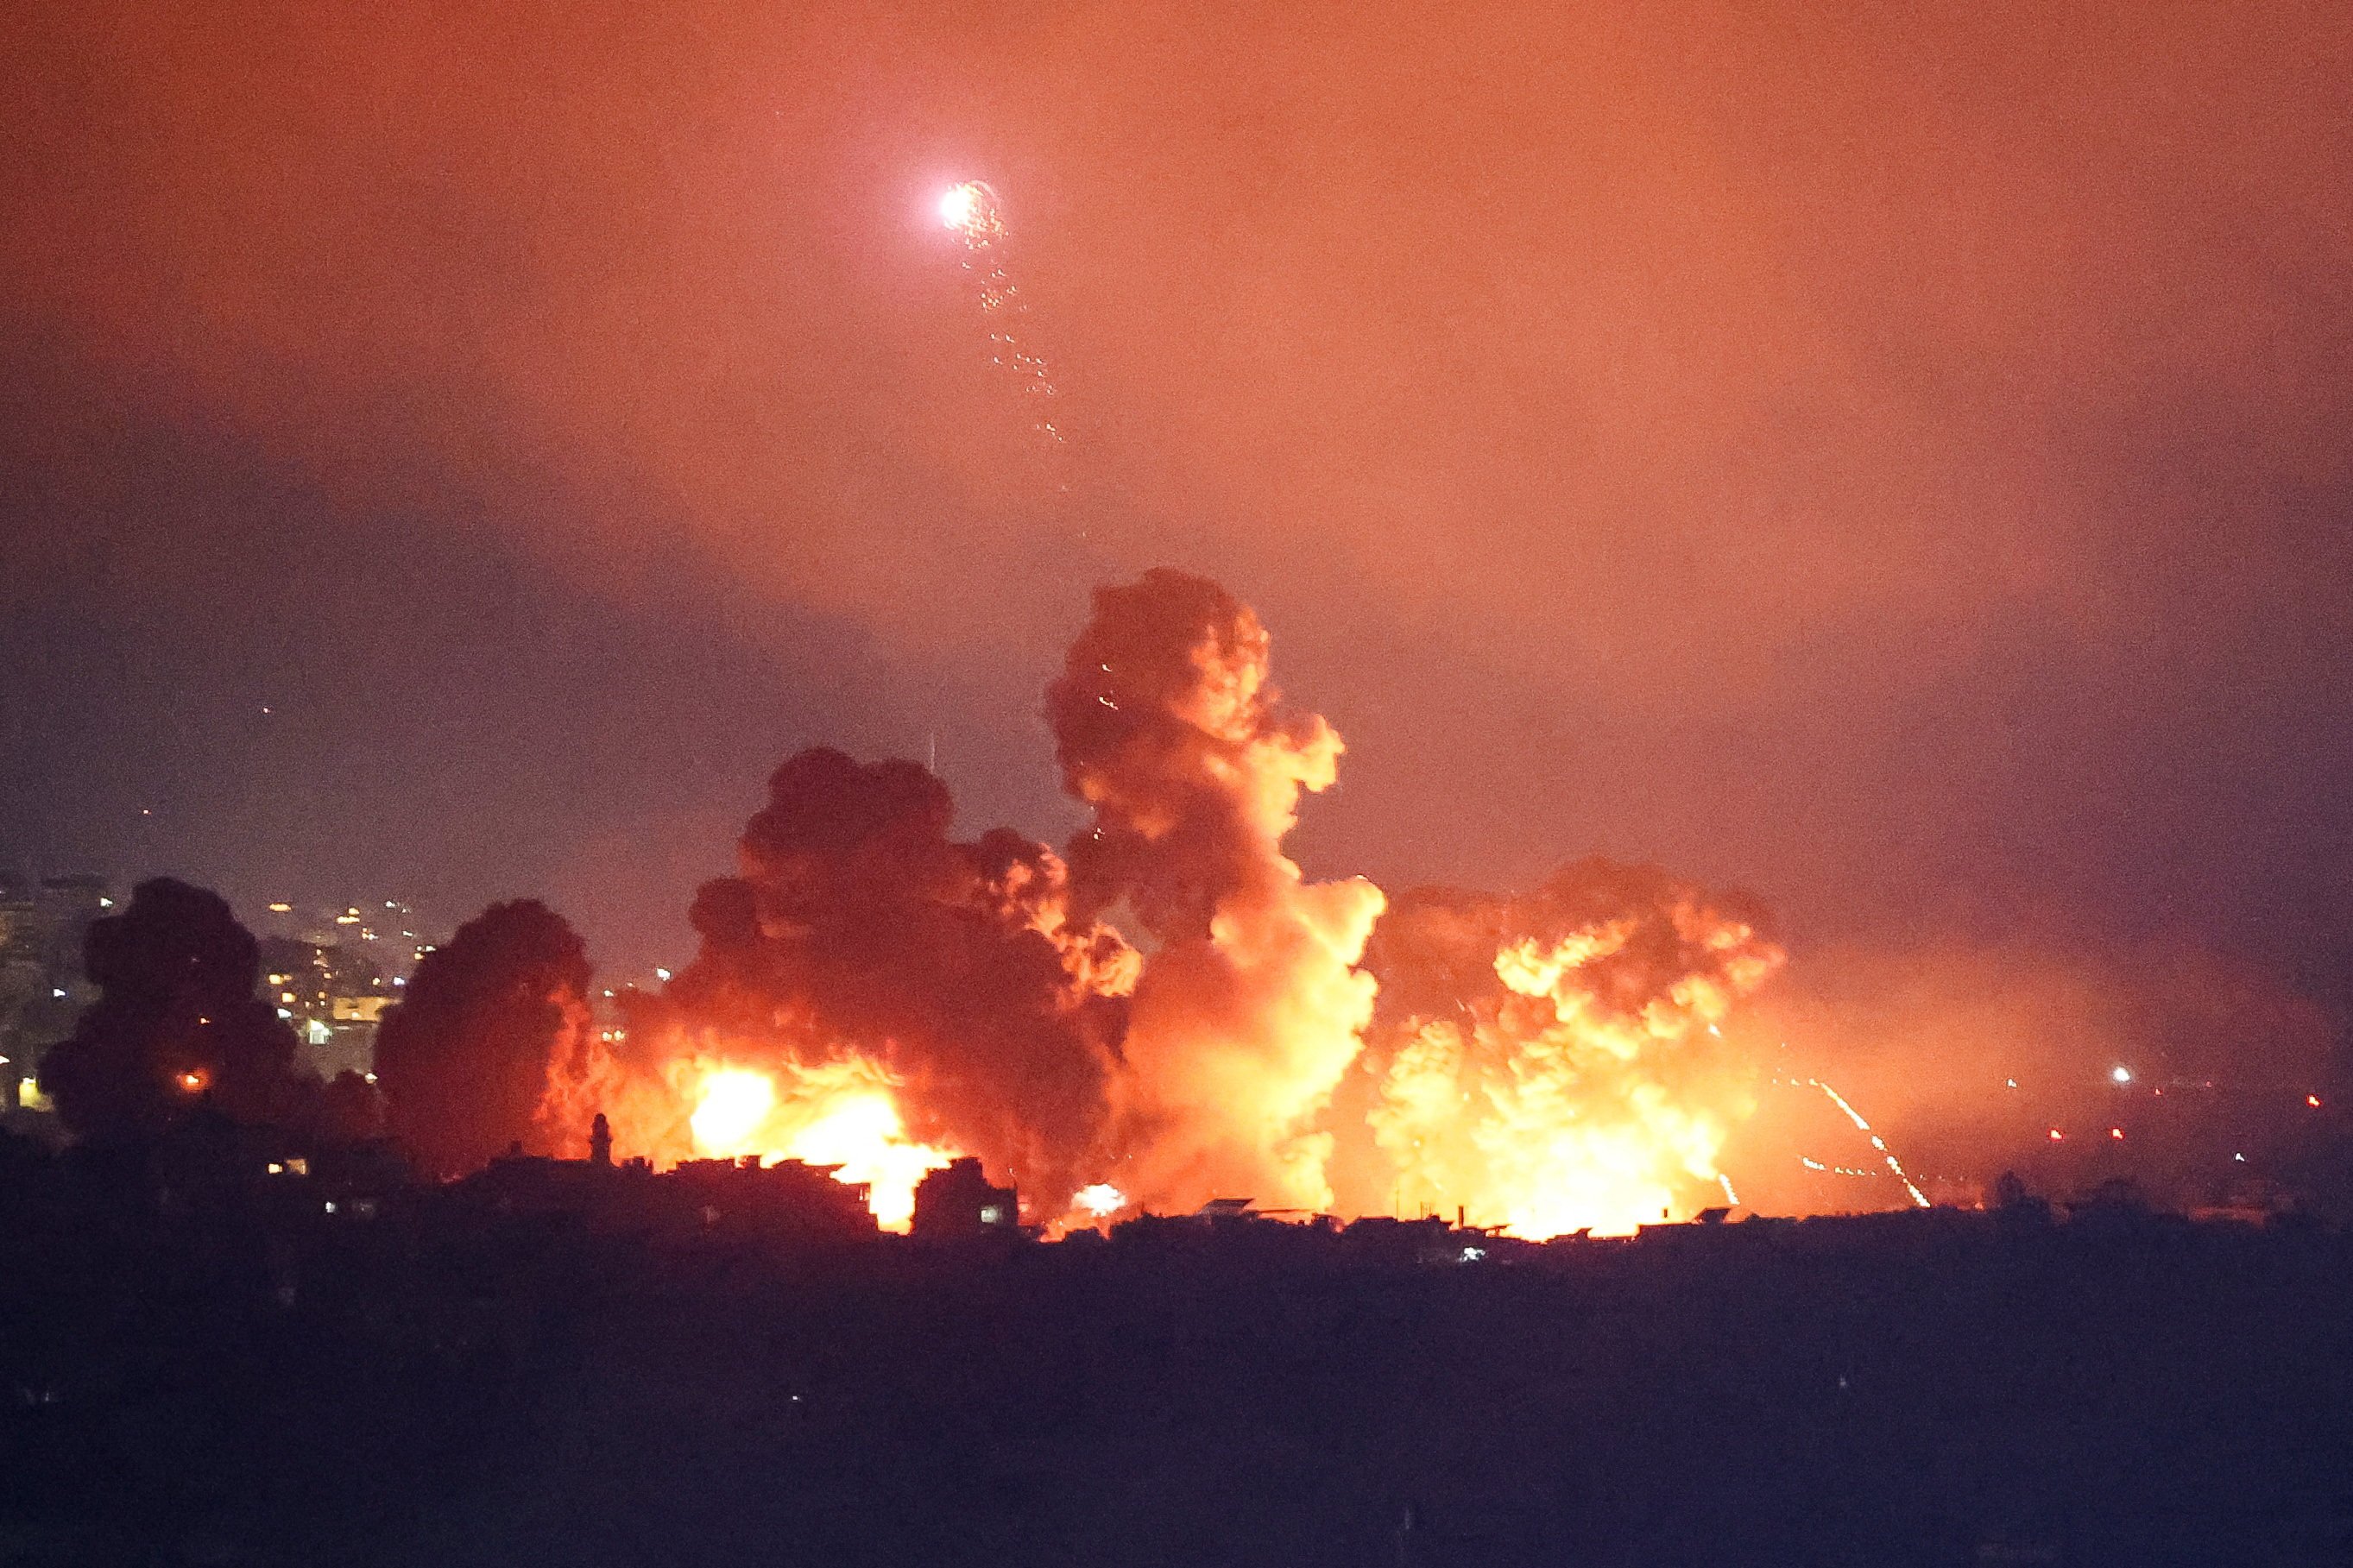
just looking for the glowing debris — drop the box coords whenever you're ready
[1809,1078,1928,1207]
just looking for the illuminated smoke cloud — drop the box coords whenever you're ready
[1345,861,1784,1236]
[1047,568,1386,1213]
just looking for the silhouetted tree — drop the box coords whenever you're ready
[40,878,313,1143]
[374,899,592,1178]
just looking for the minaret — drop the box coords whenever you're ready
[589,1111,612,1168]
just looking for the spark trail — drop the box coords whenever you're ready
[1809,1076,1929,1207]
[938,180,1063,449]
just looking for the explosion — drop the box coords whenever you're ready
[1347,868,1784,1236]
[536,570,1794,1238]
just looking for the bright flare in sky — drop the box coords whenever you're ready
[937,180,1001,243]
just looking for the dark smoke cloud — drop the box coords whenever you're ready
[375,898,594,1180]
[41,878,317,1143]
[647,746,1134,1204]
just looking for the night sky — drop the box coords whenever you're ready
[4,0,2348,1034]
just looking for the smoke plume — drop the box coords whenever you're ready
[375,899,595,1179]
[1047,569,1386,1213]
[609,746,1136,1204]
[41,878,318,1144]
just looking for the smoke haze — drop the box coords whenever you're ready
[3,1,2347,1158]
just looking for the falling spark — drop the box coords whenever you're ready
[937,179,1064,448]
[1808,1077,1929,1208]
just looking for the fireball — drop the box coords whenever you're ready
[684,1059,955,1231]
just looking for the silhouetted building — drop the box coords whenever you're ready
[454,1148,880,1243]
[912,1156,1019,1241]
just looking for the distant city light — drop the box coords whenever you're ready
[268,902,292,912]
[51,988,66,999]
[2110,1066,2133,1085]
[97,897,113,909]
[177,1071,205,1092]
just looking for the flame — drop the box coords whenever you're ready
[687,1067,775,1154]
[684,1059,955,1231]
[1367,896,1783,1238]
[1073,1181,1126,1218]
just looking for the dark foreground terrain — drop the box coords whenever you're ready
[4,1157,2350,1567]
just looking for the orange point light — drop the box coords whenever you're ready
[2109,1127,2124,1140]
[2309,1094,2324,1109]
